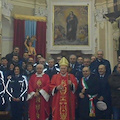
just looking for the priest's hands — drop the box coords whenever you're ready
[13,98,20,102]
[57,84,64,90]
[79,93,85,99]
[81,88,85,93]
[79,88,86,98]
[98,96,104,101]
[68,80,72,86]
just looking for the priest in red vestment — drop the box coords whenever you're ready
[27,64,50,120]
[50,57,78,120]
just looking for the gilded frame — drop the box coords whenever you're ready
[48,1,94,51]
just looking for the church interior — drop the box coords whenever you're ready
[0,0,119,69]
[0,0,120,120]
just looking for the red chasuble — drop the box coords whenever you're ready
[50,73,78,120]
[28,73,50,120]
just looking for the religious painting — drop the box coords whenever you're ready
[53,5,89,46]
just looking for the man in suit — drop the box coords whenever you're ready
[77,56,83,66]
[39,57,48,69]
[77,67,99,120]
[68,54,80,78]
[96,65,112,119]
[75,57,91,83]
[6,47,20,63]
[44,58,59,80]
[54,56,62,69]
[90,50,111,77]
[91,55,96,63]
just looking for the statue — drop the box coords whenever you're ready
[24,36,37,58]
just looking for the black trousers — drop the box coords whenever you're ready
[11,101,24,120]
[79,117,97,120]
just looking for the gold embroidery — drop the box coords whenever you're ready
[89,113,95,117]
[36,79,42,120]
[36,113,40,119]
[36,97,41,102]
[60,80,67,120]
[37,79,42,87]
[60,80,67,95]
[36,105,40,111]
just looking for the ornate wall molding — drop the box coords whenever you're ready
[2,36,13,41]
[112,22,120,50]
[2,0,13,21]
[34,6,47,17]
[14,14,46,21]
[94,7,108,29]
[10,0,36,8]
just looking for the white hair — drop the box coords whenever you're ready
[36,64,44,69]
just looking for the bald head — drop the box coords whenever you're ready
[98,64,106,75]
[36,64,44,74]
[82,67,90,78]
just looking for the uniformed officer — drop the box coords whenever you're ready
[0,70,5,111]
[6,66,28,120]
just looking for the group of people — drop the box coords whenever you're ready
[0,47,120,120]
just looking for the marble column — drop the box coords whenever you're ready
[105,21,114,69]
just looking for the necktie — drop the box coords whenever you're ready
[49,68,53,72]
[85,77,87,81]
[72,64,74,68]
[100,75,104,79]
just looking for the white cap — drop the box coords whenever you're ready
[96,101,107,111]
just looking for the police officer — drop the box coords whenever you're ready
[0,70,5,111]
[6,66,28,120]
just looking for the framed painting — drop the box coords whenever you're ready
[47,1,95,52]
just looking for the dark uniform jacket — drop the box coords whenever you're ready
[90,58,111,77]
[0,71,5,108]
[44,66,59,80]
[6,75,28,101]
[108,72,120,108]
